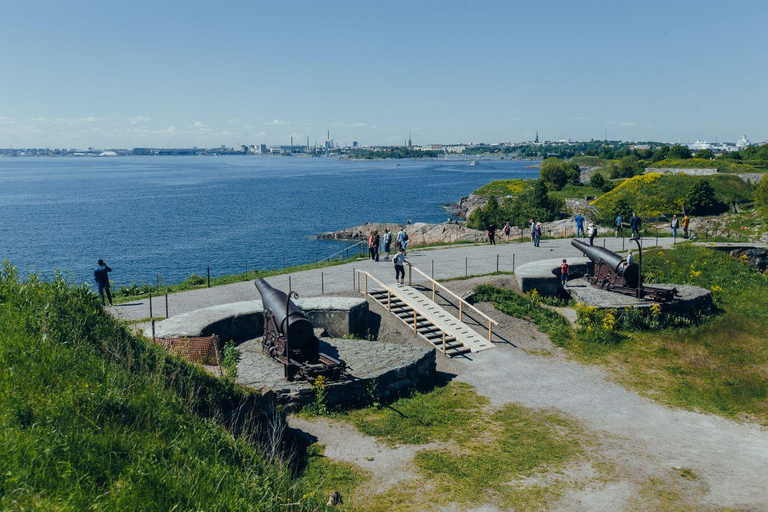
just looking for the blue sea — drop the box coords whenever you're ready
[0,156,539,287]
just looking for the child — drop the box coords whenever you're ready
[392,249,407,286]
[561,259,569,287]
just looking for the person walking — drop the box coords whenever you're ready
[588,223,598,246]
[368,232,376,261]
[488,224,496,245]
[94,259,113,306]
[503,222,511,243]
[383,229,392,259]
[529,219,536,245]
[561,259,569,288]
[373,230,381,261]
[671,215,679,242]
[682,214,690,239]
[399,229,409,251]
[630,213,642,238]
[615,214,623,237]
[392,248,407,286]
[574,213,585,238]
[534,222,542,247]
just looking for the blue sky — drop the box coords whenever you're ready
[1,0,766,148]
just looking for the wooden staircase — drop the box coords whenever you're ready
[368,289,471,357]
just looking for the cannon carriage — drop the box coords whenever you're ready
[571,239,677,302]
[254,278,346,382]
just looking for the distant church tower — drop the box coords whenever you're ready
[534,131,539,144]
[408,131,413,148]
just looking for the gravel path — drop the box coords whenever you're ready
[111,236,674,322]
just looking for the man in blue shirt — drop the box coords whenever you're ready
[615,214,623,237]
[574,214,585,238]
[630,213,642,238]
[94,259,113,306]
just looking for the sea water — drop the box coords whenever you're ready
[0,156,538,287]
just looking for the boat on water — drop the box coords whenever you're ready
[468,159,479,166]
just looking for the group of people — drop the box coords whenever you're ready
[368,228,409,262]
[486,222,513,245]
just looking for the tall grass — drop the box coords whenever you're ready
[0,263,325,510]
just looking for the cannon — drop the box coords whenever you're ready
[254,278,346,382]
[571,239,676,302]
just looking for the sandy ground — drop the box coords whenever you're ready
[289,275,768,511]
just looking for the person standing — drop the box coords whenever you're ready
[534,222,542,247]
[488,224,496,245]
[529,219,536,245]
[383,229,392,259]
[630,213,642,238]
[373,230,381,261]
[400,229,409,251]
[682,214,690,239]
[368,232,376,260]
[94,259,113,306]
[574,213,585,238]
[503,221,511,243]
[561,259,569,287]
[392,248,407,286]
[671,215,679,242]
[615,214,623,237]
[588,223,598,246]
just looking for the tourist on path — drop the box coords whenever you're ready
[368,232,376,261]
[615,214,623,237]
[682,214,690,239]
[503,222,511,243]
[574,214,585,238]
[383,229,392,260]
[534,222,542,247]
[587,223,597,246]
[392,249,408,286]
[373,231,381,261]
[671,215,679,242]
[561,259,569,287]
[488,224,496,245]
[94,259,113,306]
[630,213,642,238]
[397,228,409,251]
[530,219,536,245]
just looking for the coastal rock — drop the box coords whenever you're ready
[318,222,488,245]
[443,194,487,220]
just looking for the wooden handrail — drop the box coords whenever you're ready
[354,269,389,291]
[407,263,499,326]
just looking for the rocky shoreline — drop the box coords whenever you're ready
[318,222,488,245]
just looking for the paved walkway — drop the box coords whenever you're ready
[112,236,675,321]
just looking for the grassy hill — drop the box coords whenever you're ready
[0,265,324,510]
[591,173,754,217]
[647,158,761,174]
[472,179,532,197]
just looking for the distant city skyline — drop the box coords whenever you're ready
[1,0,766,148]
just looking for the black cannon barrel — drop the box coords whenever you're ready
[571,239,639,287]
[254,278,314,348]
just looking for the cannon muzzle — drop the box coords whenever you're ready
[254,278,314,348]
[571,239,639,288]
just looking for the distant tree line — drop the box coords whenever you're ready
[347,148,441,159]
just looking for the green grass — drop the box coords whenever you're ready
[475,245,768,423]
[0,264,325,510]
[592,172,754,217]
[327,381,589,510]
[300,443,370,503]
[549,183,604,200]
[648,157,762,174]
[472,178,532,197]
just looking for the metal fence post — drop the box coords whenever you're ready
[431,260,434,279]
[288,275,292,294]
[465,256,468,277]
[207,267,210,288]
[496,254,499,272]
[353,268,356,290]
[165,293,168,318]
[149,292,153,319]
[512,254,516,273]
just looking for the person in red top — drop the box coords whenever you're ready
[561,259,569,287]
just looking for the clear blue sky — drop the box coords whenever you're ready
[1,0,766,148]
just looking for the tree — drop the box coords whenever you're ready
[685,179,725,215]
[694,149,714,159]
[539,158,569,190]
[589,172,606,189]
[616,156,641,178]
[565,162,581,186]
[668,145,692,160]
